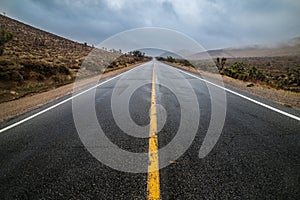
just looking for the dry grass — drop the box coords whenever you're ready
[161,61,300,110]
[222,56,300,92]
[0,15,150,103]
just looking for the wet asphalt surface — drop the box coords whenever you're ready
[0,61,299,199]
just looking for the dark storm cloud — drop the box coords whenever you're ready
[0,0,299,49]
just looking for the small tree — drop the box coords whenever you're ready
[0,30,14,55]
[34,37,45,46]
[221,57,226,70]
[166,56,175,62]
[216,57,220,69]
[248,66,258,80]
[293,66,300,86]
[132,50,143,57]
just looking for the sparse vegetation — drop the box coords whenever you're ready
[0,29,14,55]
[216,57,300,92]
[0,15,151,103]
[156,53,300,92]
[216,57,226,70]
[107,51,151,70]
[156,56,193,67]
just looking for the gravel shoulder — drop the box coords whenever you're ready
[165,62,300,110]
[0,63,142,122]
[1,60,299,123]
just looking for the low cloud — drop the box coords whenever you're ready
[1,0,299,49]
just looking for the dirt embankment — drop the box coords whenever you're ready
[0,62,146,122]
[162,61,300,110]
[0,15,120,103]
[0,15,152,122]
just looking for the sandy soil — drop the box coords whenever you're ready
[164,62,300,110]
[0,63,143,122]
[1,61,299,123]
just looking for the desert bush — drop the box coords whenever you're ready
[37,74,46,81]
[34,37,46,46]
[0,57,14,66]
[177,59,193,67]
[238,73,248,81]
[127,50,146,58]
[10,70,24,82]
[293,66,300,86]
[216,57,227,70]
[0,70,23,82]
[256,71,266,81]
[107,52,150,69]
[0,30,14,55]
[221,63,267,83]
[223,62,245,78]
[57,65,70,75]
[157,56,194,67]
[52,75,62,83]
[248,66,257,79]
[166,56,175,63]
[0,71,10,81]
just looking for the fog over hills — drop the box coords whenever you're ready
[187,37,300,60]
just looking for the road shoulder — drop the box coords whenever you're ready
[162,61,300,110]
[0,63,143,122]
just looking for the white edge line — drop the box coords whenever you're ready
[172,66,300,122]
[0,64,146,133]
[1,61,298,134]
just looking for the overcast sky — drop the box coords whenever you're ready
[1,0,300,50]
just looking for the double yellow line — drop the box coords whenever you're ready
[147,65,160,200]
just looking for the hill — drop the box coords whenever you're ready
[0,15,149,103]
[159,38,300,92]
[189,38,300,59]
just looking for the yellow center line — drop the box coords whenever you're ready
[147,64,160,200]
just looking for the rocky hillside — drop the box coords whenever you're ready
[0,15,139,103]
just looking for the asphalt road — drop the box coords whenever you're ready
[0,60,299,199]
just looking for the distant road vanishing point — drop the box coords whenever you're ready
[0,60,299,199]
